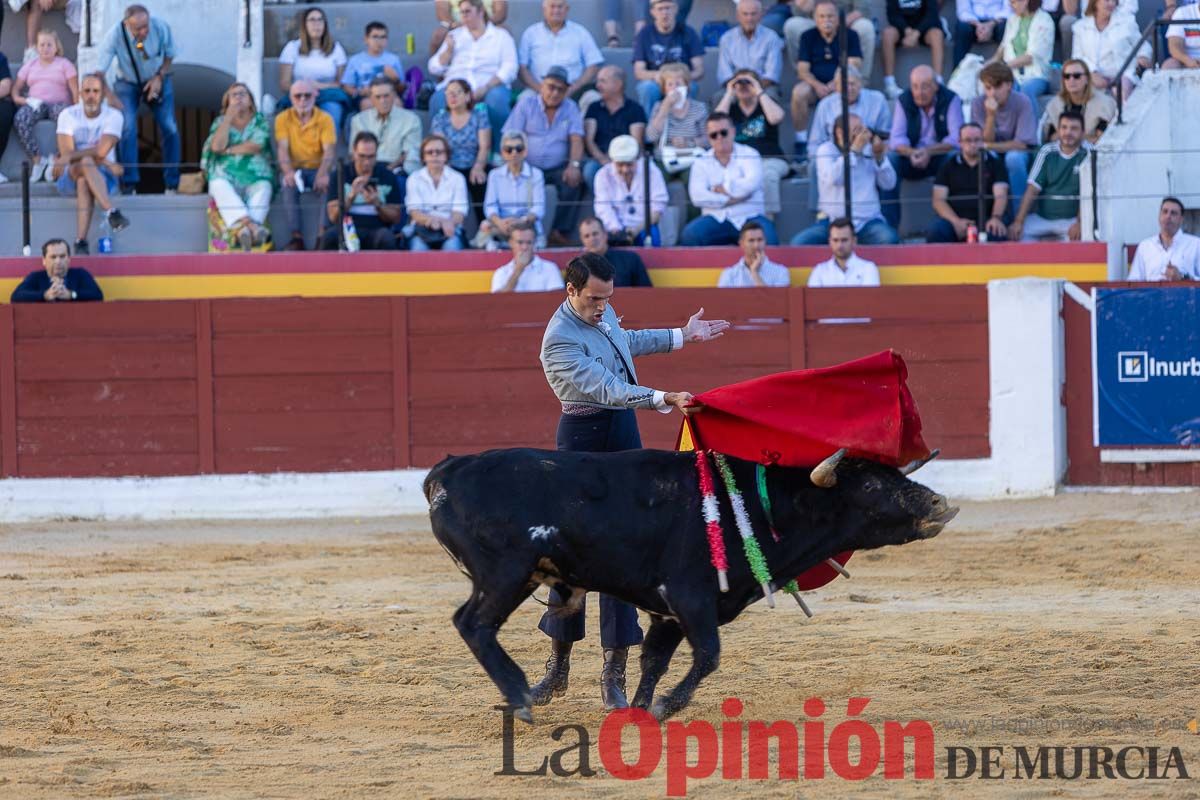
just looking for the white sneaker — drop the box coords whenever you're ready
[0,172,9,184]
[884,79,902,101]
[31,161,48,183]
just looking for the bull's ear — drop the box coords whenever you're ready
[810,448,846,488]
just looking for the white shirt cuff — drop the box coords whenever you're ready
[652,390,673,414]
[672,328,684,350]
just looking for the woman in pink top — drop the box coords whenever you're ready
[13,30,79,183]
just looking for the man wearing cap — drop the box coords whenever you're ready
[533,251,729,711]
[592,134,669,246]
[503,65,586,246]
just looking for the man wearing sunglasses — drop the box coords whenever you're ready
[275,79,337,251]
[502,65,585,246]
[95,3,179,194]
[478,131,547,250]
[681,112,778,246]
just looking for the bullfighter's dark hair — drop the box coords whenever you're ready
[565,252,616,290]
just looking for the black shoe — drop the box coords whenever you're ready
[601,647,630,710]
[529,639,572,706]
[107,209,130,232]
[73,239,89,255]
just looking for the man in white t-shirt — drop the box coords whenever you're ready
[718,220,791,287]
[1128,197,1200,281]
[807,217,881,287]
[1165,3,1200,69]
[54,73,131,255]
[491,222,567,292]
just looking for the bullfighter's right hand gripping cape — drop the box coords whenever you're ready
[677,350,931,591]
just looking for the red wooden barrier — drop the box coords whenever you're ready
[0,288,990,478]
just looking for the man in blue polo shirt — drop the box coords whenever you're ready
[632,0,705,114]
[790,0,861,164]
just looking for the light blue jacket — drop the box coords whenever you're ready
[541,300,680,410]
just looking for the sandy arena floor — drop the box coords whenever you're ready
[1,491,1199,798]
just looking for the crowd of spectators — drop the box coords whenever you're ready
[0,0,1195,259]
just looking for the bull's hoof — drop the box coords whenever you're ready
[649,700,670,721]
[513,705,534,725]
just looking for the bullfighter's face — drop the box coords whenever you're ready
[567,275,614,325]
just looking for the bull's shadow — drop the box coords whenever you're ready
[426,447,956,723]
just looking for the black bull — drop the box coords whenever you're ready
[425,446,958,722]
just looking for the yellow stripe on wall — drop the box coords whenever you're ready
[0,262,1107,303]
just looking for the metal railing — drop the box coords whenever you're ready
[1115,18,1175,124]
[243,0,253,48]
[84,0,92,47]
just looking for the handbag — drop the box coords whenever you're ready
[121,23,164,107]
[658,112,701,175]
[948,53,985,115]
[413,223,449,247]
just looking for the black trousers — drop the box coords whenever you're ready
[537,409,645,649]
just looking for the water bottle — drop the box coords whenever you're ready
[99,217,114,253]
[342,215,361,252]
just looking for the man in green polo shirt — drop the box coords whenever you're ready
[1010,110,1088,242]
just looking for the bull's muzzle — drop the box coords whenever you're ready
[916,494,959,538]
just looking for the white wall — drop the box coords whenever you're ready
[1083,70,1200,279]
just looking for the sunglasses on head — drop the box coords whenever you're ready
[503,144,525,153]
[1063,71,1086,79]
[708,128,731,140]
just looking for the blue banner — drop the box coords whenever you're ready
[1094,287,1200,447]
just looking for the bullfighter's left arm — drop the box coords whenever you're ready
[624,327,684,358]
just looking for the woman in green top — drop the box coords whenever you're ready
[203,82,275,251]
[989,0,1055,105]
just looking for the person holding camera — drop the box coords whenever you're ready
[715,69,789,221]
[318,131,403,251]
[790,113,899,245]
[95,4,179,194]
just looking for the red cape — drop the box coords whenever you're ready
[677,350,930,590]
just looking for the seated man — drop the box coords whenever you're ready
[881,0,946,100]
[632,0,705,114]
[583,66,647,185]
[972,62,1037,207]
[319,132,403,251]
[1009,110,1087,242]
[491,222,567,292]
[790,0,862,163]
[1127,197,1200,281]
[517,0,604,98]
[593,134,668,246]
[502,65,585,247]
[477,131,547,250]
[807,217,881,286]
[10,238,103,303]
[808,66,890,153]
[579,216,654,287]
[928,122,1010,242]
[955,0,1008,68]
[718,220,791,287]
[718,0,785,98]
[54,73,131,255]
[275,79,337,251]
[682,112,778,246]
[342,21,406,112]
[783,0,877,79]
[1164,3,1200,70]
[792,114,899,245]
[883,64,963,229]
[349,77,422,177]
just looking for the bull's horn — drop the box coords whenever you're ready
[810,448,847,488]
[899,448,942,476]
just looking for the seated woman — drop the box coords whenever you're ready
[12,29,78,183]
[202,82,274,252]
[1071,0,1149,100]
[644,63,708,180]
[426,0,516,134]
[1038,58,1117,143]
[404,134,469,251]
[476,131,546,250]
[431,78,491,224]
[592,134,668,246]
[277,6,351,131]
[990,0,1055,105]
[714,69,790,221]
